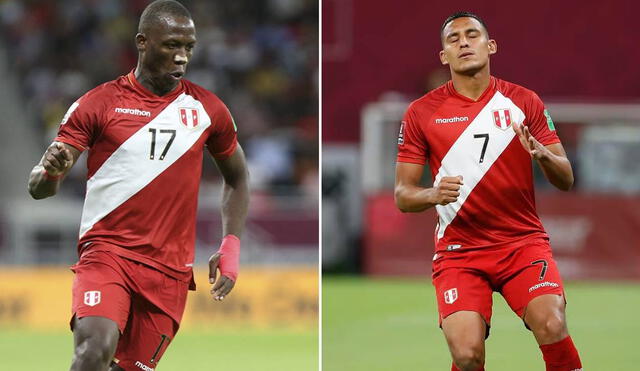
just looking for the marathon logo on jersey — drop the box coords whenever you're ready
[114,107,151,117]
[135,361,155,371]
[444,288,458,304]
[435,116,469,124]
[179,107,199,128]
[492,109,512,130]
[528,281,559,293]
[83,290,101,306]
[398,121,405,145]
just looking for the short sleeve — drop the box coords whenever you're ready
[54,95,100,151]
[525,92,560,146]
[206,102,238,159]
[396,104,428,165]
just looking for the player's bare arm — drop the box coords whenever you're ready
[395,162,463,212]
[514,122,574,191]
[28,142,82,199]
[207,145,249,301]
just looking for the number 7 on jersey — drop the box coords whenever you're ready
[473,133,489,163]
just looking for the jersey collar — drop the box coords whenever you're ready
[447,76,496,103]
[126,70,185,100]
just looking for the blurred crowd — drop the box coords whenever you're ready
[0,0,318,201]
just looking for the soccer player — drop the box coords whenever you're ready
[27,1,249,370]
[394,12,582,371]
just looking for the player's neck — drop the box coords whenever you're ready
[450,69,491,101]
[134,66,178,97]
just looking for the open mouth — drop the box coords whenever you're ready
[169,71,184,80]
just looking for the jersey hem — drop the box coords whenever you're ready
[210,139,238,160]
[540,138,561,147]
[78,240,196,290]
[55,136,86,152]
[396,156,426,165]
[435,233,549,253]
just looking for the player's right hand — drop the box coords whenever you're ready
[43,142,73,176]
[432,175,464,205]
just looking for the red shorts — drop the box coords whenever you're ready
[71,250,189,370]
[432,238,565,331]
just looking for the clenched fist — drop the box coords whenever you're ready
[432,175,464,205]
[43,142,74,176]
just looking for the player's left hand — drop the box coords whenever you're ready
[208,252,236,301]
[513,122,547,160]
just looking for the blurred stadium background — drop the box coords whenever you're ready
[322,1,640,370]
[0,0,318,370]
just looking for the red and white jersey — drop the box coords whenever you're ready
[397,77,560,252]
[56,71,237,281]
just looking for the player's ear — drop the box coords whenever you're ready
[439,49,449,65]
[488,39,497,55]
[136,33,147,52]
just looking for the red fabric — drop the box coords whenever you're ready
[433,238,564,325]
[539,336,582,371]
[498,243,564,318]
[217,234,241,281]
[71,250,188,369]
[397,77,559,253]
[55,71,238,278]
[71,252,132,332]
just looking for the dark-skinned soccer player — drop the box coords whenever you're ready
[28,1,249,370]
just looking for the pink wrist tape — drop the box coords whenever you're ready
[217,234,240,281]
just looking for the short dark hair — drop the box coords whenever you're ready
[440,11,489,39]
[138,0,192,33]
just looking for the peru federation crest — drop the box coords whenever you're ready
[444,288,458,304]
[84,290,101,306]
[179,108,199,128]
[492,109,512,130]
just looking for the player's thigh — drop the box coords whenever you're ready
[523,293,567,331]
[441,310,487,357]
[72,316,120,355]
[433,266,494,329]
[71,253,132,333]
[500,241,565,319]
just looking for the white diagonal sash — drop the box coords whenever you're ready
[435,91,525,240]
[79,93,211,238]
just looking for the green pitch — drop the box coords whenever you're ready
[0,328,317,370]
[323,276,640,371]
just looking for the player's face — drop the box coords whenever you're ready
[137,15,196,94]
[439,17,496,76]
